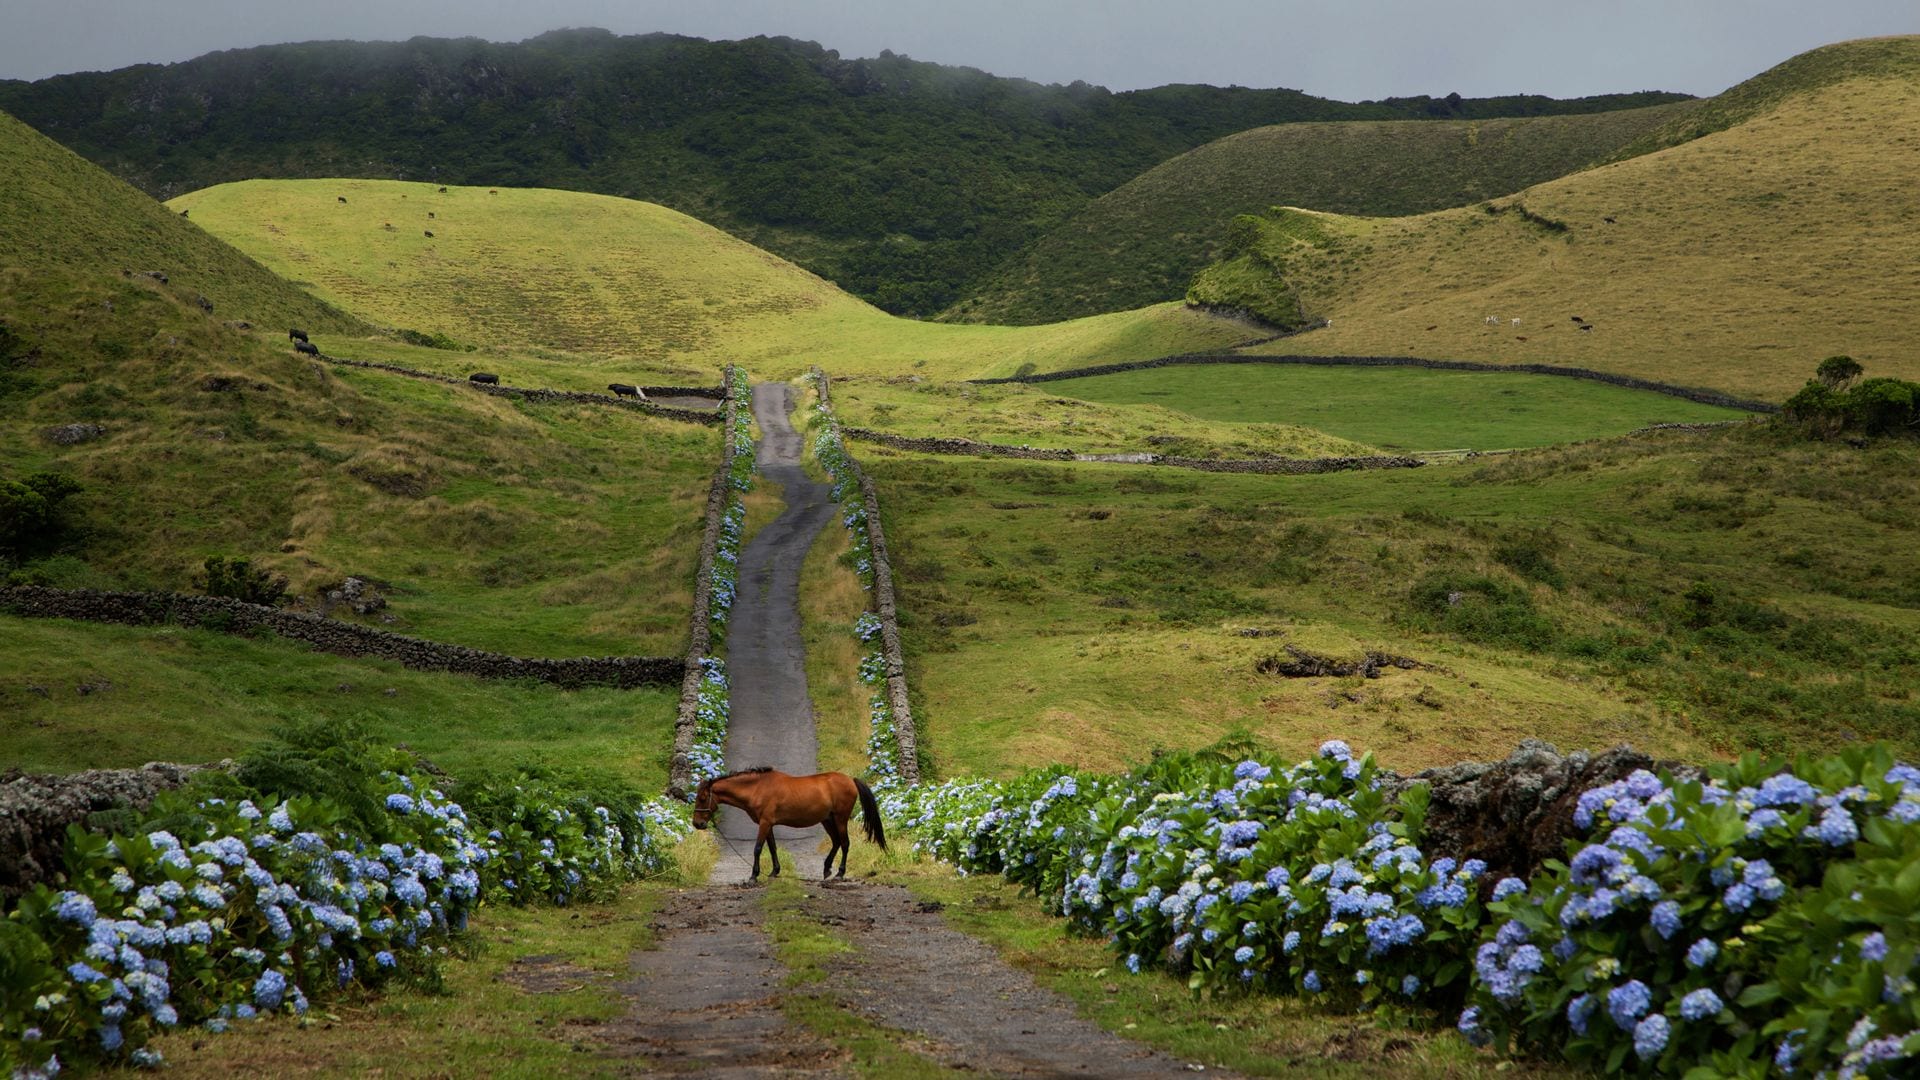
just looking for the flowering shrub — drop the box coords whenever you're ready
[2,769,688,1076]
[892,739,1918,1077]
[1461,746,1920,1077]
[684,657,733,793]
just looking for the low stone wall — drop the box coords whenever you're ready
[972,353,1779,414]
[323,353,723,424]
[669,365,742,796]
[841,426,1423,475]
[0,586,680,689]
[2,763,217,901]
[816,374,921,783]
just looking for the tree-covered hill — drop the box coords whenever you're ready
[0,29,1688,317]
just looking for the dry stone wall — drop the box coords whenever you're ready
[815,373,921,783]
[972,353,1779,414]
[669,365,743,796]
[0,586,679,689]
[1,763,217,901]
[322,353,723,424]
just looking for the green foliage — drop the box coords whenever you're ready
[0,33,1687,318]
[394,329,473,352]
[230,716,411,838]
[0,471,80,555]
[192,555,289,607]
[1782,359,1920,439]
[1407,572,1560,652]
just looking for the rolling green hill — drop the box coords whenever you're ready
[0,109,359,333]
[0,30,1687,317]
[954,101,1698,324]
[173,178,1263,381]
[1189,37,1920,400]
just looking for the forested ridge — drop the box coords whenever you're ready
[0,28,1688,316]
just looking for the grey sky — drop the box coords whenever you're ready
[1,0,1914,100]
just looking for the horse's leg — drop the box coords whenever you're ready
[767,830,781,877]
[821,816,844,880]
[751,819,772,881]
[834,811,852,878]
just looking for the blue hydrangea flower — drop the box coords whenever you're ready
[253,969,288,1009]
[1567,993,1596,1036]
[1861,931,1888,962]
[1303,970,1323,992]
[1633,1013,1670,1060]
[1282,930,1301,953]
[1686,937,1718,968]
[1233,945,1255,964]
[1608,980,1652,1030]
[1804,804,1858,847]
[54,891,97,925]
[1650,900,1682,939]
[1491,877,1527,901]
[1457,1005,1489,1047]
[1680,987,1723,1021]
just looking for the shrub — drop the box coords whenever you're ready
[193,555,288,607]
[0,472,81,555]
[1408,572,1559,651]
[1782,359,1919,439]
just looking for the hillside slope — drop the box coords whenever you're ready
[1192,38,1920,400]
[956,101,1698,324]
[0,110,358,333]
[173,178,1263,380]
[0,30,1686,317]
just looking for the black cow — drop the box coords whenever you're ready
[295,341,320,356]
[428,212,436,219]
[424,230,434,238]
[1571,316,1585,324]
[469,373,500,385]
[289,328,309,343]
[179,209,189,218]
[438,186,448,193]
[608,383,642,398]
[337,196,347,204]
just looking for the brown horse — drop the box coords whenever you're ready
[690,767,886,881]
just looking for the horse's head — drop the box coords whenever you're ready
[690,778,718,830]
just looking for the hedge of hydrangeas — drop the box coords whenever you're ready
[3,770,688,1077]
[889,740,1918,1077]
[684,367,757,795]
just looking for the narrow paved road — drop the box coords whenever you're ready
[712,382,838,885]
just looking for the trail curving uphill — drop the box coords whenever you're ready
[608,382,1234,1076]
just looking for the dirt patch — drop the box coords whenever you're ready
[497,954,609,995]
[801,882,1237,1077]
[595,888,843,1075]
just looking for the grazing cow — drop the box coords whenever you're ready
[1579,325,1594,333]
[1603,216,1618,224]
[438,186,448,193]
[289,328,309,343]
[608,383,642,399]
[489,189,498,195]
[337,196,347,204]
[1515,336,1529,342]
[178,209,189,218]
[295,340,320,356]
[1425,324,1438,331]
[1484,315,1499,326]
[424,230,434,238]
[469,373,500,385]
[1571,316,1585,323]
[383,222,394,230]
[1510,317,1522,327]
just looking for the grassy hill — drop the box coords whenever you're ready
[955,101,1698,324]
[1190,37,1920,400]
[0,30,1687,317]
[0,109,359,333]
[173,178,1263,381]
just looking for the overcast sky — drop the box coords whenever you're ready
[1,1,1914,99]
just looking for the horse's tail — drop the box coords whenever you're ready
[854,777,888,852]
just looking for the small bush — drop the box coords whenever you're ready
[194,555,288,606]
[0,472,82,555]
[1408,572,1559,651]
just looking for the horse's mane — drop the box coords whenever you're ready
[709,765,774,782]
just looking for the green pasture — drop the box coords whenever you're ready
[826,375,1375,459]
[1039,364,1749,451]
[865,425,1920,780]
[0,615,678,786]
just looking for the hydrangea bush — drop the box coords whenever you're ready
[3,772,688,1076]
[685,367,757,795]
[891,740,1917,1077]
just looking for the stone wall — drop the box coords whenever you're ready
[816,373,922,783]
[0,586,680,689]
[1,763,216,901]
[841,426,1424,475]
[1379,739,1705,882]
[668,365,741,796]
[972,353,1780,414]
[322,353,724,424]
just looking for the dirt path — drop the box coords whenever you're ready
[604,383,1233,1077]
[712,382,838,885]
